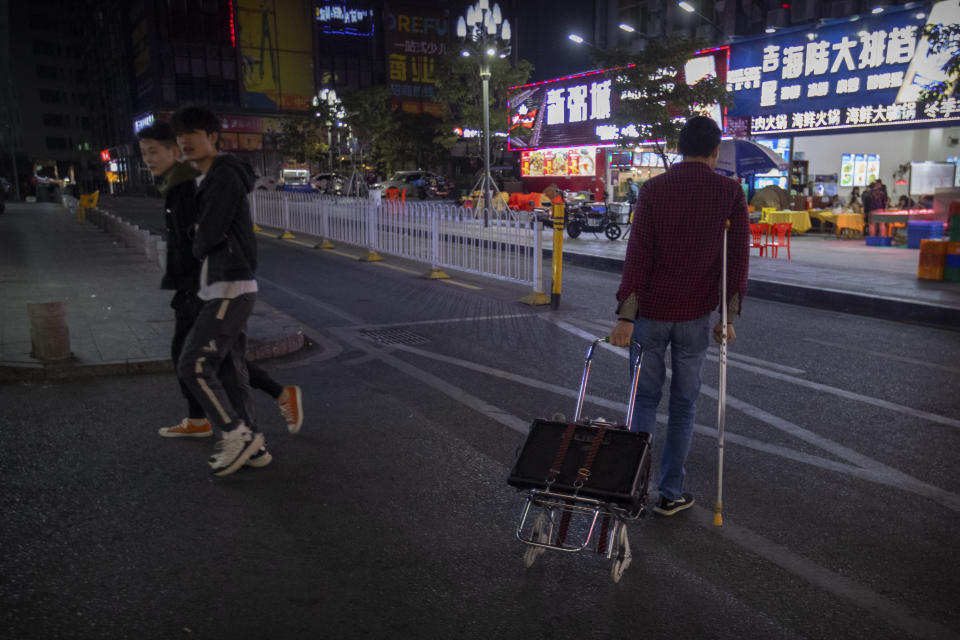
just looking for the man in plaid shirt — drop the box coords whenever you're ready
[610,116,749,516]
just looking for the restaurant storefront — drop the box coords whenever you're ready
[507,47,729,204]
[725,0,960,232]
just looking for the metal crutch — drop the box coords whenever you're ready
[714,220,729,527]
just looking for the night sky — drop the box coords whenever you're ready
[512,0,599,82]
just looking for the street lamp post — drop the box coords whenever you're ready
[456,0,511,223]
[314,88,343,173]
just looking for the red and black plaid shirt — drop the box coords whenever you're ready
[616,161,750,322]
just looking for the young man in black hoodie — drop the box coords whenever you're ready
[137,123,304,454]
[170,106,266,476]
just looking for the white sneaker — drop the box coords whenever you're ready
[208,424,264,477]
[245,446,272,468]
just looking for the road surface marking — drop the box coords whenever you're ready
[388,341,960,510]
[803,337,960,375]
[590,318,806,374]
[371,261,422,276]
[251,282,954,639]
[440,279,483,290]
[327,310,955,639]
[573,316,960,430]
[347,313,535,331]
[548,317,960,513]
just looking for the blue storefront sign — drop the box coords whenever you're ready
[727,0,960,136]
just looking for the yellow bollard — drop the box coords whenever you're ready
[551,202,564,310]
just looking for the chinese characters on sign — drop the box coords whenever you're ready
[727,2,960,134]
[315,3,374,36]
[383,7,448,113]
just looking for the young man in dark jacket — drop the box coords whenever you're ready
[137,124,304,451]
[169,106,266,476]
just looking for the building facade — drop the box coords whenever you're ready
[1,0,99,198]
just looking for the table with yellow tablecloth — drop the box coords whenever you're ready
[763,210,812,233]
[835,213,864,234]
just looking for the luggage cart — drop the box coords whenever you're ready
[507,338,651,582]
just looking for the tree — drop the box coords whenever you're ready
[275,115,327,166]
[592,39,731,169]
[919,23,960,102]
[433,53,534,153]
[340,86,396,171]
[340,87,447,173]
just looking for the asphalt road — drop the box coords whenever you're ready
[2,198,959,640]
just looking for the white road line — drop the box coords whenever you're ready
[548,317,960,512]
[389,341,960,510]
[803,337,960,375]
[346,313,536,331]
[255,286,953,639]
[686,507,958,640]
[337,315,953,637]
[328,327,528,434]
[571,316,960,430]
[588,318,806,375]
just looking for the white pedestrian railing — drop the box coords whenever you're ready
[250,190,542,293]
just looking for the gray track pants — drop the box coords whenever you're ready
[176,293,257,433]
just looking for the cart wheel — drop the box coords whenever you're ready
[566,221,583,238]
[604,224,622,241]
[524,513,550,568]
[611,524,632,583]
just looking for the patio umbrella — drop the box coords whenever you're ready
[715,139,789,178]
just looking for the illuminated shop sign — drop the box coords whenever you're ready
[315,2,374,36]
[132,112,155,135]
[727,0,960,134]
[508,48,727,150]
[99,149,111,162]
[520,147,597,177]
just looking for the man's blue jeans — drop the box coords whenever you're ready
[629,313,712,501]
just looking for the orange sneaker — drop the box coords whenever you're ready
[278,386,303,434]
[159,418,212,438]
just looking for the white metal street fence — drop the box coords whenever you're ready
[250,190,543,295]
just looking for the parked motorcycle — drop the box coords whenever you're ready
[565,201,621,240]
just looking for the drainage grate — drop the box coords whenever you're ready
[359,327,430,346]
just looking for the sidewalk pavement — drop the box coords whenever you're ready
[545,227,960,329]
[0,201,304,382]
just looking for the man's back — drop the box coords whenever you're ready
[617,161,749,322]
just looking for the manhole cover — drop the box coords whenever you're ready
[359,327,430,345]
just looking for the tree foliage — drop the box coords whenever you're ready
[592,39,731,169]
[340,86,447,173]
[275,115,327,165]
[433,53,534,152]
[919,23,960,102]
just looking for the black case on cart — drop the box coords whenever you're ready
[508,419,652,512]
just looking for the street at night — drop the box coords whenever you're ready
[3,0,960,638]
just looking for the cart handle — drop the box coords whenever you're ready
[574,338,643,426]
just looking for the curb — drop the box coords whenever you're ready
[0,328,306,383]
[543,248,960,331]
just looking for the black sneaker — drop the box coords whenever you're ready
[653,493,695,516]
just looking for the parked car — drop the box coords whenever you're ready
[373,171,453,200]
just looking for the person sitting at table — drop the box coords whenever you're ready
[896,194,915,210]
[862,183,879,235]
[848,187,862,213]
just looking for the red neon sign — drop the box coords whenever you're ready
[228,0,237,48]
[100,149,111,162]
